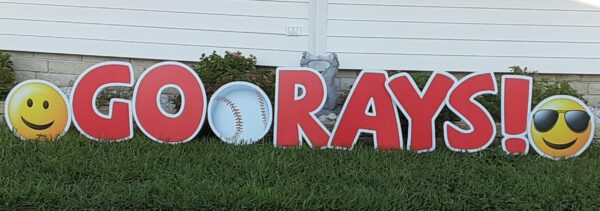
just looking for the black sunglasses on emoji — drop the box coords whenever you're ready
[533,109,590,133]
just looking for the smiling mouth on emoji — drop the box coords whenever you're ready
[21,116,54,130]
[543,137,577,150]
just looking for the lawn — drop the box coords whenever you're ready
[0,125,599,210]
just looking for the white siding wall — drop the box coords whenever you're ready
[327,0,600,73]
[0,0,599,73]
[0,0,310,66]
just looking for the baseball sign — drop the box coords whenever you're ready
[208,82,272,145]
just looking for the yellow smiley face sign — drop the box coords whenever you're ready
[528,96,595,160]
[4,80,71,141]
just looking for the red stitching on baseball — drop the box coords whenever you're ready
[215,96,243,141]
[255,90,269,130]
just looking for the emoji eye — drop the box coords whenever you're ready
[43,100,49,109]
[565,111,590,133]
[27,99,33,107]
[533,110,558,132]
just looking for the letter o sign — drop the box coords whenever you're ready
[133,62,207,144]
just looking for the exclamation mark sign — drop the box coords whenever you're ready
[501,75,533,154]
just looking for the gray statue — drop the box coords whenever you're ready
[300,52,340,116]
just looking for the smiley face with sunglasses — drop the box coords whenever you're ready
[528,96,595,160]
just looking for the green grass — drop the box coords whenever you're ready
[0,125,599,210]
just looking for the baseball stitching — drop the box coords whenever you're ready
[214,96,244,142]
[255,90,269,130]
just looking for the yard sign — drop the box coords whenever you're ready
[4,62,595,161]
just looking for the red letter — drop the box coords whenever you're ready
[386,72,456,153]
[133,62,206,144]
[444,72,497,152]
[329,71,402,150]
[71,62,134,141]
[501,75,532,154]
[274,68,331,148]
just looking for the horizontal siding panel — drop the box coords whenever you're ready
[0,34,303,66]
[327,1,600,73]
[0,0,310,68]
[334,53,600,74]
[0,0,309,19]
[328,0,600,11]
[0,19,308,52]
[1,0,599,74]
[328,37,600,58]
[328,21,600,43]
[329,4,600,27]
[0,3,309,36]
